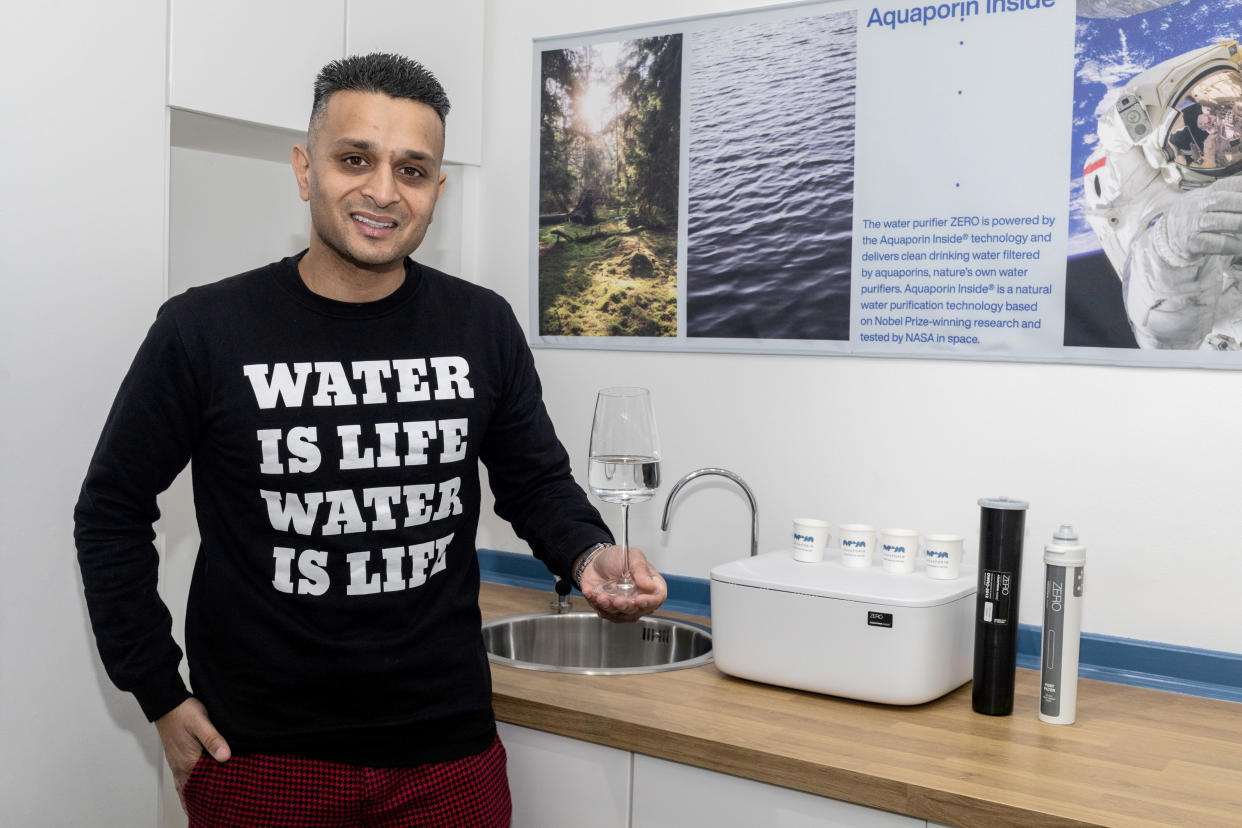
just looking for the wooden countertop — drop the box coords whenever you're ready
[481,581,1242,828]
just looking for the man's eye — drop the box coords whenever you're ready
[399,166,423,178]
[344,156,368,167]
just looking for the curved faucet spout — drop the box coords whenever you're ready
[660,467,758,557]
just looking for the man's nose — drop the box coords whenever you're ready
[362,165,398,207]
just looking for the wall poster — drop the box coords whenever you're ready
[530,0,1242,368]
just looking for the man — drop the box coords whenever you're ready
[75,52,666,826]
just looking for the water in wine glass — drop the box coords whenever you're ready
[587,387,661,598]
[588,455,661,504]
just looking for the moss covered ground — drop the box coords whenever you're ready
[537,212,678,337]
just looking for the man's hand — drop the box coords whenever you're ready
[579,545,667,622]
[154,697,231,804]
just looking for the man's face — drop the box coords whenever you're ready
[293,91,446,272]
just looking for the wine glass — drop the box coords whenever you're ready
[587,387,661,597]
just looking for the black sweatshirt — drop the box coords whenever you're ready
[74,254,611,765]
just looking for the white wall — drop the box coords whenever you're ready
[475,0,1242,654]
[0,1,170,825]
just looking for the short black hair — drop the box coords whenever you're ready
[310,53,451,132]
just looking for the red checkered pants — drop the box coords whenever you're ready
[182,735,510,827]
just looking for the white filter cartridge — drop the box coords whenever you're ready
[1039,524,1086,725]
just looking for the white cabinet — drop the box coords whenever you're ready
[347,0,484,165]
[168,0,483,163]
[169,0,344,131]
[498,726,930,828]
[631,754,924,828]
[497,723,631,828]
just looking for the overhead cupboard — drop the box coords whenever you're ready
[167,0,484,166]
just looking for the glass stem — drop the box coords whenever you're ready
[620,502,633,585]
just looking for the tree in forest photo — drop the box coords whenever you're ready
[537,34,682,337]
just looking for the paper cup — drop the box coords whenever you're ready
[838,524,876,567]
[792,518,830,562]
[923,533,964,579]
[879,529,919,574]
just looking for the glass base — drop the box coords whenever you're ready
[600,579,638,598]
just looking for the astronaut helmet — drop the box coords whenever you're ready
[1103,40,1242,188]
[1162,64,1242,180]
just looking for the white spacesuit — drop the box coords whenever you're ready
[1082,40,1242,349]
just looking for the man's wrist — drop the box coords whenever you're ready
[134,672,193,723]
[572,542,609,589]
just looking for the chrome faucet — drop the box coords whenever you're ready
[660,467,758,557]
[551,577,573,613]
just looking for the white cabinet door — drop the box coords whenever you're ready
[170,0,344,131]
[497,723,631,828]
[347,0,484,165]
[632,754,924,828]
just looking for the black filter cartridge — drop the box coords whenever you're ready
[972,496,1029,715]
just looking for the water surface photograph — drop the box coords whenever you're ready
[686,11,857,341]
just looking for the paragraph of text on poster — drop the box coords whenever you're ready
[855,213,1057,350]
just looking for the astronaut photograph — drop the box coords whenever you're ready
[1067,0,1242,350]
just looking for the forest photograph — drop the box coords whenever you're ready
[537,34,682,337]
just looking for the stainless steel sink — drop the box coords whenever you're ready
[482,611,713,675]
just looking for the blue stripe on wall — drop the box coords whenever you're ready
[480,548,1242,704]
[1016,626,1242,704]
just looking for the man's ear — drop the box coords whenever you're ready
[291,144,312,202]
